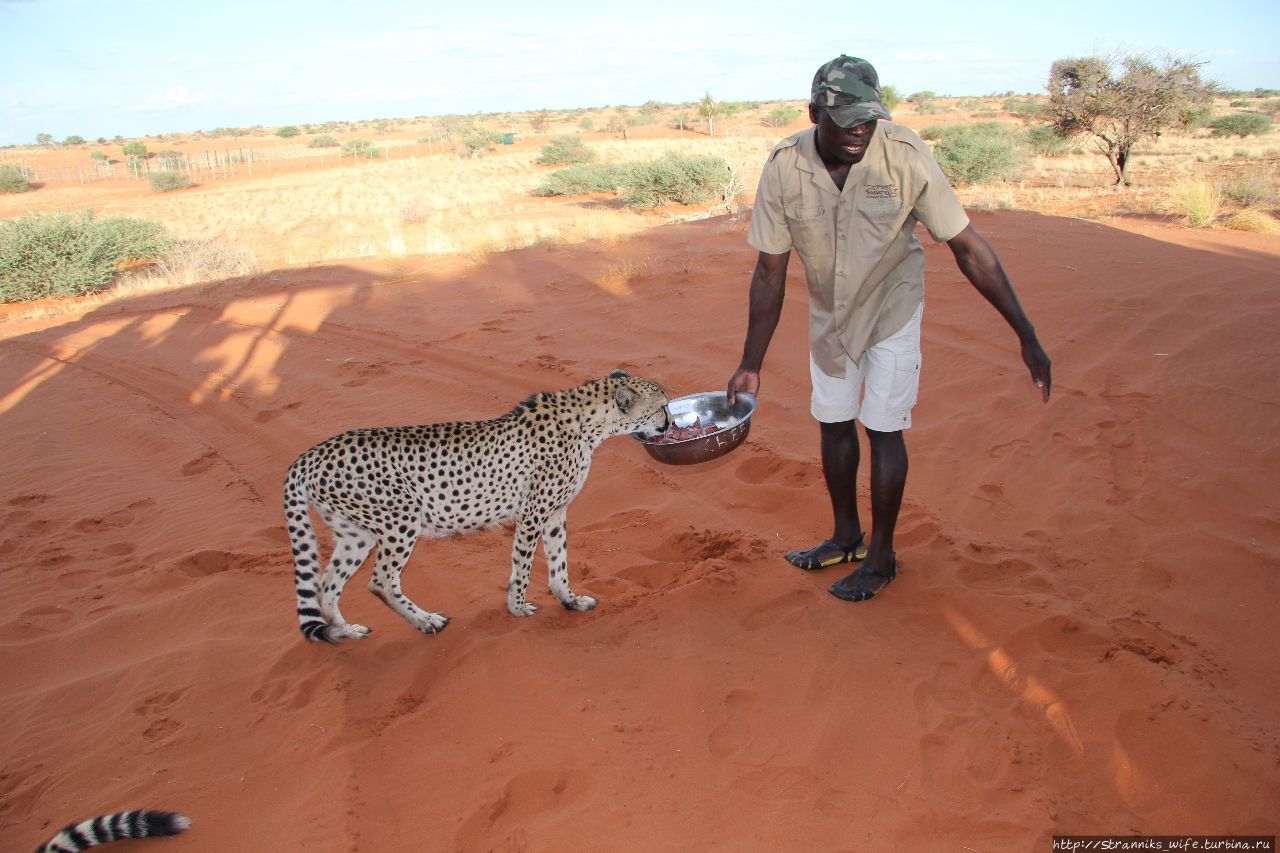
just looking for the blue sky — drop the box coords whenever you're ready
[2,0,1277,144]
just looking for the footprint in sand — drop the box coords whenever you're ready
[988,438,1030,459]
[578,508,652,533]
[15,603,75,629]
[141,718,182,747]
[132,689,188,749]
[135,689,187,717]
[641,528,765,564]
[732,451,818,488]
[361,693,426,736]
[7,493,51,508]
[181,450,219,476]
[340,362,392,388]
[706,688,758,759]
[254,400,303,424]
[953,554,1053,596]
[1100,613,1227,686]
[1027,615,1113,673]
[893,513,951,551]
[454,769,578,847]
[169,549,279,577]
[74,499,154,533]
[251,650,343,712]
[518,353,576,373]
[738,587,821,631]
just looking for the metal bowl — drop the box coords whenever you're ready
[638,391,757,465]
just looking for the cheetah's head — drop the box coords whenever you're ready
[606,369,670,441]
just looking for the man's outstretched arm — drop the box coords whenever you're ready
[727,250,791,403]
[947,225,1052,402]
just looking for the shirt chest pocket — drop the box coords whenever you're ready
[785,205,833,259]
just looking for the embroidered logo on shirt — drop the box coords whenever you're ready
[864,184,899,201]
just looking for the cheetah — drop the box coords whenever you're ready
[285,370,671,643]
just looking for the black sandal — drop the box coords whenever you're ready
[829,556,897,601]
[785,534,867,571]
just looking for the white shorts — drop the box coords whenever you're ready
[810,303,923,432]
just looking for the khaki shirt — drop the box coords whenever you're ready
[748,123,969,375]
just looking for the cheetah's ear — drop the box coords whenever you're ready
[615,385,637,413]
[608,369,631,380]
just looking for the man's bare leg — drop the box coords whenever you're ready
[830,426,905,600]
[786,419,867,568]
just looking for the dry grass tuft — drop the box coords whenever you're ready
[1223,205,1280,234]
[1167,178,1223,228]
[116,239,260,296]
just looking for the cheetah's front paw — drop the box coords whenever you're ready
[413,612,449,634]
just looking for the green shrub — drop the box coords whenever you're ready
[925,123,1024,185]
[0,165,32,193]
[89,151,108,161]
[534,153,731,207]
[579,117,594,130]
[764,107,803,127]
[0,213,172,302]
[122,141,147,157]
[148,171,192,192]
[1209,113,1273,137]
[308,134,340,148]
[537,135,595,165]
[276,125,301,138]
[1002,97,1041,120]
[1025,124,1072,156]
[533,163,627,196]
[341,139,379,157]
[1180,104,1214,130]
[459,130,503,156]
[880,85,901,112]
[620,152,730,209]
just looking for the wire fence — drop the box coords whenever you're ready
[8,138,459,186]
[6,118,766,187]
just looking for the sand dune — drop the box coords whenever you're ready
[2,212,1277,850]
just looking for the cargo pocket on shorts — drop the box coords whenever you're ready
[887,352,922,415]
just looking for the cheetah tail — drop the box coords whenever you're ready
[283,464,329,643]
[35,809,190,852]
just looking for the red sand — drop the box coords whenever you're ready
[2,212,1277,850]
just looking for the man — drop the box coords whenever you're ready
[726,55,1051,602]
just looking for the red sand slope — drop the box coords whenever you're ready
[2,212,1277,851]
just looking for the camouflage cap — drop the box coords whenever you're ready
[811,55,891,127]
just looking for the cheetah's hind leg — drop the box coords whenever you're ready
[313,508,376,642]
[367,520,449,635]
